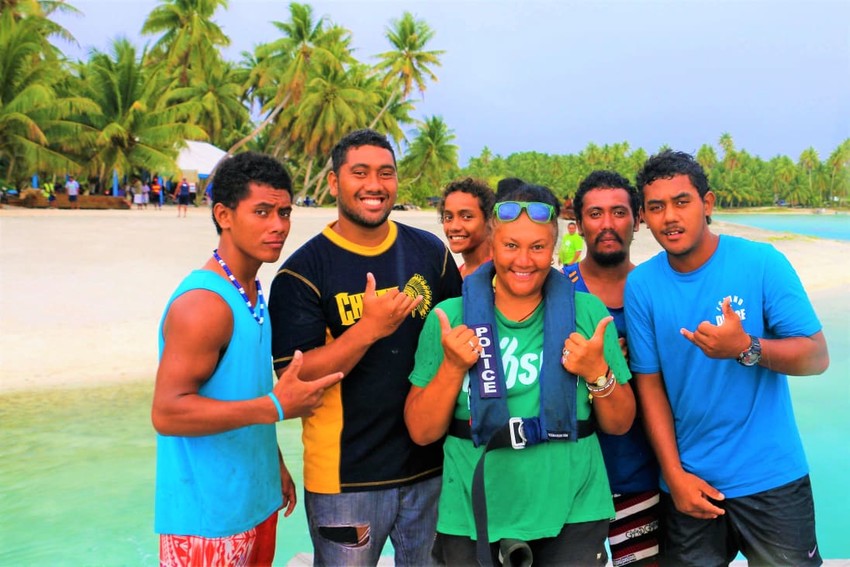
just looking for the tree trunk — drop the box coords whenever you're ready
[301,156,314,199]
[316,177,332,204]
[305,161,333,197]
[222,91,293,162]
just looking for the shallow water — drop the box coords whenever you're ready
[1,285,847,565]
[714,212,850,241]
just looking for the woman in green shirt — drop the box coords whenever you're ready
[405,183,635,566]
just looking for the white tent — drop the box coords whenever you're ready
[176,141,227,180]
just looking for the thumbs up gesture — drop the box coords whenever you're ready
[561,316,612,382]
[680,296,751,359]
[435,308,481,372]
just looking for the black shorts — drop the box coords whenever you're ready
[661,475,820,566]
[434,520,609,566]
[177,194,190,206]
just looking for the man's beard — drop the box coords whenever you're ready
[339,199,392,228]
[590,248,627,267]
[590,230,628,266]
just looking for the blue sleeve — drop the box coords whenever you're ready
[624,269,661,375]
[762,246,821,338]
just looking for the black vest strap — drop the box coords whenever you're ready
[448,418,595,566]
[449,418,594,445]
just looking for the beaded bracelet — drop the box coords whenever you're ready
[590,379,617,399]
[585,369,616,393]
[267,393,284,422]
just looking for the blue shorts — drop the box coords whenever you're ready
[661,475,820,566]
[68,195,78,202]
[177,194,190,206]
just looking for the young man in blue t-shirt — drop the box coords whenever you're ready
[626,150,829,565]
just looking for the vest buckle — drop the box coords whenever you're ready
[509,417,527,449]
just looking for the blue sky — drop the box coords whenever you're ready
[52,0,850,165]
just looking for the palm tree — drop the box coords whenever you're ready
[281,11,443,199]
[826,139,850,205]
[696,144,718,172]
[0,10,95,186]
[161,60,249,148]
[771,155,797,204]
[73,38,206,187]
[371,12,444,126]
[375,12,443,97]
[229,3,348,156]
[399,115,458,203]
[141,0,230,87]
[719,132,737,170]
[797,147,820,203]
[289,64,374,196]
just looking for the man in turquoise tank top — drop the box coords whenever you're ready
[152,152,343,566]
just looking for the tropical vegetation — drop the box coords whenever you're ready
[1,1,847,209]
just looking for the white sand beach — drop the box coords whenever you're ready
[1,205,848,394]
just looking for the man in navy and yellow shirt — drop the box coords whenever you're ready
[269,129,462,566]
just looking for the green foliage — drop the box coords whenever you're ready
[2,1,847,211]
[399,115,458,204]
[459,134,850,210]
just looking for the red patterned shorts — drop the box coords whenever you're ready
[160,511,278,567]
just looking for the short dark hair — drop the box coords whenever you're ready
[331,129,396,175]
[494,182,561,233]
[438,177,495,221]
[495,177,525,200]
[573,170,640,224]
[636,149,712,224]
[212,152,292,234]
[636,150,710,198]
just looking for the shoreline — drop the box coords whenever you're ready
[2,205,848,394]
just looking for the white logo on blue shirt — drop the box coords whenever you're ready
[714,295,747,325]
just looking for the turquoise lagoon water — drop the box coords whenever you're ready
[714,212,850,241]
[2,217,849,566]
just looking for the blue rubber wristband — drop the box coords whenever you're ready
[267,393,284,422]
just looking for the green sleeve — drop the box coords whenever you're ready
[409,297,463,388]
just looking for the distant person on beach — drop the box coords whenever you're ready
[150,178,162,210]
[563,170,662,566]
[42,181,57,208]
[626,150,830,565]
[65,175,80,209]
[268,128,462,566]
[558,221,583,266]
[406,183,634,566]
[133,180,145,209]
[439,177,495,278]
[173,177,190,217]
[151,152,343,566]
